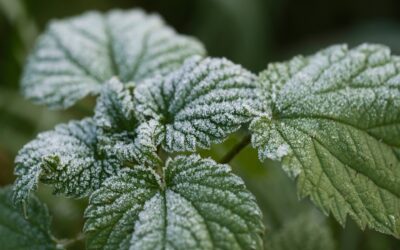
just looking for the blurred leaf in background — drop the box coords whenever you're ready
[267,212,335,250]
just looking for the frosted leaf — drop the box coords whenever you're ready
[95,78,137,132]
[127,120,164,167]
[251,44,400,237]
[135,56,260,152]
[267,212,335,250]
[22,9,205,109]
[94,78,162,167]
[84,154,264,250]
[0,186,59,250]
[13,118,120,207]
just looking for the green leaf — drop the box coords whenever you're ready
[13,118,119,206]
[135,56,259,152]
[84,154,264,250]
[94,78,162,167]
[95,78,137,133]
[267,212,335,250]
[250,44,400,237]
[0,186,59,250]
[22,9,205,109]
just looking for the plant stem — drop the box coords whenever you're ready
[219,134,251,164]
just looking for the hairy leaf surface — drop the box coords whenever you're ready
[95,78,162,167]
[135,56,259,152]
[22,9,205,109]
[84,154,264,250]
[13,118,119,206]
[0,186,59,250]
[251,44,400,237]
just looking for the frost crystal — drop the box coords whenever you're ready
[84,154,264,250]
[0,186,58,250]
[13,118,120,206]
[22,9,205,109]
[135,56,260,152]
[250,43,400,238]
[95,78,162,167]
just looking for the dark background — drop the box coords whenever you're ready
[1,0,400,249]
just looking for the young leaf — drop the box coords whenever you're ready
[0,186,59,250]
[250,44,400,237]
[22,9,205,109]
[94,78,162,167]
[267,212,335,250]
[135,56,259,152]
[13,118,119,206]
[84,154,264,250]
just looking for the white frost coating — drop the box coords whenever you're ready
[128,120,164,166]
[95,77,136,130]
[281,161,302,179]
[129,194,164,250]
[22,9,205,109]
[99,119,163,167]
[13,118,119,206]
[135,56,261,152]
[84,166,160,250]
[84,154,264,250]
[275,144,289,159]
[251,43,400,238]
[130,191,212,250]
[259,137,290,160]
[94,78,162,167]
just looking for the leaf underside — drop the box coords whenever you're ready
[135,56,260,152]
[22,9,205,109]
[0,186,58,250]
[84,154,264,250]
[251,44,400,237]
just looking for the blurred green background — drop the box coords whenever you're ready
[1,0,400,249]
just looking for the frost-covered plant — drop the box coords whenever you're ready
[1,8,400,250]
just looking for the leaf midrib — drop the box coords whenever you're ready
[49,31,104,83]
[274,125,396,233]
[275,117,400,200]
[275,52,400,114]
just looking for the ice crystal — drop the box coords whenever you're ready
[84,154,264,250]
[13,118,120,206]
[22,9,205,109]
[94,78,162,167]
[135,56,260,152]
[250,43,400,237]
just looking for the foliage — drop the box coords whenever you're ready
[0,186,59,250]
[1,7,400,250]
[251,44,400,237]
[84,155,264,250]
